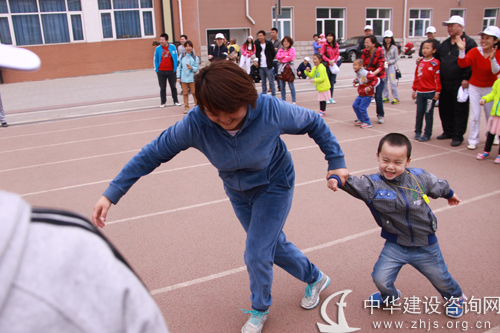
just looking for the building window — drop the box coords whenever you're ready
[409,9,431,37]
[366,8,391,36]
[483,9,497,30]
[98,0,154,39]
[0,0,83,46]
[272,7,292,40]
[450,9,465,19]
[316,8,344,39]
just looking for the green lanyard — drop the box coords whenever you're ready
[384,171,430,204]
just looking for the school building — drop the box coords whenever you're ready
[0,0,499,83]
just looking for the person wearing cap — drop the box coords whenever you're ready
[249,58,261,83]
[382,30,400,105]
[154,33,181,108]
[240,36,256,74]
[418,26,441,58]
[357,25,374,53]
[457,26,500,150]
[208,33,228,62]
[297,57,312,79]
[256,30,277,96]
[435,15,477,147]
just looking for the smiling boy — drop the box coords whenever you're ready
[328,133,466,319]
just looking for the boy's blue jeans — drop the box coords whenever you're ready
[225,164,319,311]
[415,92,436,138]
[353,95,372,125]
[372,240,462,302]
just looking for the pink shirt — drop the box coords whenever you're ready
[320,43,339,63]
[242,43,256,57]
[276,47,295,63]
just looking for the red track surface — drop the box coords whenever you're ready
[1,81,499,332]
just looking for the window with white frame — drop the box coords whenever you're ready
[409,9,431,37]
[0,0,83,46]
[483,9,497,30]
[450,9,465,19]
[98,0,154,40]
[272,7,292,40]
[366,8,391,36]
[316,8,344,39]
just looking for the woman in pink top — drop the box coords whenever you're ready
[276,36,297,104]
[457,26,500,149]
[240,36,256,74]
[320,32,340,104]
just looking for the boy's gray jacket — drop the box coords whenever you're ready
[341,168,454,247]
[0,190,169,333]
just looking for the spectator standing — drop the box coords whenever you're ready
[154,33,181,107]
[276,36,297,104]
[177,40,199,114]
[240,36,256,74]
[362,35,386,124]
[177,34,188,58]
[249,58,261,83]
[208,33,228,62]
[269,27,282,92]
[435,16,477,147]
[0,93,8,127]
[418,27,441,58]
[256,30,277,97]
[382,30,400,105]
[297,57,312,79]
[357,25,374,54]
[457,26,500,150]
[313,34,321,54]
[320,32,340,104]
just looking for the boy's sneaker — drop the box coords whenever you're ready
[391,99,400,104]
[419,135,430,142]
[445,295,465,319]
[377,116,384,124]
[382,98,389,103]
[301,271,330,309]
[414,134,421,140]
[467,144,477,150]
[318,111,325,117]
[360,122,372,128]
[241,309,268,333]
[494,155,500,164]
[159,104,166,108]
[354,120,362,126]
[367,290,401,307]
[371,99,375,103]
[1,122,8,127]
[477,152,490,160]
[174,102,182,106]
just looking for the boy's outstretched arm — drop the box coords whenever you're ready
[447,193,461,206]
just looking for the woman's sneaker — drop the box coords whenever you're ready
[494,155,500,164]
[377,116,384,124]
[354,120,362,126]
[360,122,372,128]
[391,99,400,104]
[382,98,389,103]
[241,309,268,333]
[301,271,330,309]
[445,295,466,319]
[476,152,490,160]
[318,111,325,117]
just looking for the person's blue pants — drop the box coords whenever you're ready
[225,164,319,311]
[372,240,462,302]
[374,78,385,118]
[259,67,276,97]
[415,92,436,138]
[280,80,296,102]
[353,95,372,125]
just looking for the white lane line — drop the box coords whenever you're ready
[149,189,500,296]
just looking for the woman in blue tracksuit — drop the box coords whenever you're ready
[92,61,348,333]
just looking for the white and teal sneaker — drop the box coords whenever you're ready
[241,309,269,333]
[301,271,331,309]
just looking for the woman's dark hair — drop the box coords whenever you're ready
[326,32,337,48]
[183,40,193,47]
[383,36,396,52]
[195,61,258,115]
[313,53,323,63]
[244,37,254,49]
[364,35,381,49]
[378,133,412,160]
[281,36,294,48]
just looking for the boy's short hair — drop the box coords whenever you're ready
[160,33,168,40]
[230,38,236,44]
[271,27,278,32]
[378,133,412,159]
[180,34,188,39]
[353,58,364,66]
[422,40,436,50]
[257,30,266,37]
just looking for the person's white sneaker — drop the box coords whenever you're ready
[301,271,330,309]
[467,144,477,150]
[174,102,182,106]
[159,104,166,108]
[330,98,336,104]
[493,136,499,145]
[241,309,268,333]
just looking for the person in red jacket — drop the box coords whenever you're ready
[352,59,380,128]
[412,41,442,142]
[362,35,386,124]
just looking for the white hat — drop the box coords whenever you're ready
[443,15,464,27]
[304,57,310,61]
[478,26,500,39]
[364,25,373,31]
[252,58,259,62]
[215,33,224,39]
[383,30,393,38]
[247,35,253,40]
[0,44,41,71]
[426,26,437,34]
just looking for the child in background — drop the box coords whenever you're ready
[305,53,331,117]
[297,57,312,79]
[352,58,379,128]
[240,36,255,74]
[318,33,327,47]
[176,40,199,114]
[412,41,441,142]
[328,133,465,319]
[476,77,500,164]
[249,58,261,83]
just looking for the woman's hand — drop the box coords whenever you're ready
[92,196,112,228]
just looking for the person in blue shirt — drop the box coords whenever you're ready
[92,61,348,333]
[296,57,312,79]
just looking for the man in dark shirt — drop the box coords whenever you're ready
[296,57,312,79]
[256,30,277,96]
[208,33,228,62]
[269,27,282,91]
[434,16,477,147]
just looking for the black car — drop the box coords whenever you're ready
[337,36,402,62]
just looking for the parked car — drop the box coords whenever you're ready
[337,36,402,62]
